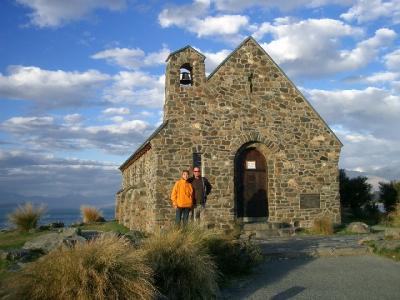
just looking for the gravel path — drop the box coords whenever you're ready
[221,255,400,300]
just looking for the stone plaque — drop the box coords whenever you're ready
[300,194,320,209]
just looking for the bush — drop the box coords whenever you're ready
[204,236,263,280]
[142,226,219,300]
[385,204,400,227]
[8,202,46,231]
[312,216,334,235]
[80,205,103,223]
[2,235,155,300]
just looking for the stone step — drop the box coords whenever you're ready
[242,222,285,231]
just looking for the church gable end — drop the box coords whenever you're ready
[116,36,342,232]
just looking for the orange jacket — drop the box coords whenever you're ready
[171,179,193,208]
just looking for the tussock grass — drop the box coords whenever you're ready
[204,236,263,280]
[143,225,219,300]
[8,202,46,231]
[2,235,155,300]
[312,216,334,235]
[80,205,103,223]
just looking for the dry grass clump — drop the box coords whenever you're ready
[80,205,103,223]
[2,235,155,300]
[312,216,334,235]
[8,202,46,231]
[204,236,263,280]
[142,225,219,300]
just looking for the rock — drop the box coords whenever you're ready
[80,230,102,240]
[96,217,106,223]
[50,222,64,228]
[6,249,43,262]
[358,234,383,245]
[23,231,86,253]
[60,227,80,237]
[384,228,400,240]
[347,222,370,234]
[38,225,51,231]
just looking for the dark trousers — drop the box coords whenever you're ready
[175,207,190,225]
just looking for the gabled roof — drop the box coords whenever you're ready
[207,36,343,147]
[165,45,206,62]
[119,120,168,171]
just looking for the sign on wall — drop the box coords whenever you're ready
[300,194,320,209]
[246,161,256,169]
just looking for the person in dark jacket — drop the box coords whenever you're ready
[188,167,212,222]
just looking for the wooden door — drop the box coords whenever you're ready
[237,148,268,218]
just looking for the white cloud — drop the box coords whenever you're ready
[102,107,130,115]
[158,0,210,27]
[1,115,155,155]
[344,71,400,84]
[341,0,400,24]
[0,65,110,109]
[63,114,83,124]
[336,127,400,181]
[305,87,400,139]
[91,46,170,69]
[195,15,249,37]
[196,49,231,73]
[16,0,126,28]
[214,0,353,12]
[158,0,249,40]
[256,18,396,77]
[0,150,119,202]
[384,49,400,70]
[104,71,165,108]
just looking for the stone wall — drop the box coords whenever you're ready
[116,148,158,232]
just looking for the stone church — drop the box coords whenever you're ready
[115,37,342,232]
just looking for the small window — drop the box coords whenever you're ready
[180,63,192,86]
[193,152,202,168]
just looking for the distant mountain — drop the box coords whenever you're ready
[0,191,114,209]
[344,169,388,191]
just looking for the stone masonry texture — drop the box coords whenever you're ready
[115,37,342,232]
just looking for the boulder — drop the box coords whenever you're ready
[5,249,43,262]
[23,229,86,253]
[346,222,370,234]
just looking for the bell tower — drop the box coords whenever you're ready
[163,46,206,121]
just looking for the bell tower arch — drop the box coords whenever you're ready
[163,46,206,121]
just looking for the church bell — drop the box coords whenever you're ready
[180,71,192,85]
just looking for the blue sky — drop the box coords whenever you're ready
[0,0,399,207]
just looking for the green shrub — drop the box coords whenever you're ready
[8,202,46,231]
[80,205,103,223]
[204,236,263,280]
[142,226,219,300]
[2,235,155,300]
[312,216,334,235]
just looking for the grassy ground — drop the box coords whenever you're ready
[0,230,48,250]
[363,240,400,261]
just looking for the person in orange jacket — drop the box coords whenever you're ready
[171,170,193,225]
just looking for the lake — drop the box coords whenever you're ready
[0,205,115,229]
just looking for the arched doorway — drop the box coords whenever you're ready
[235,146,268,218]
